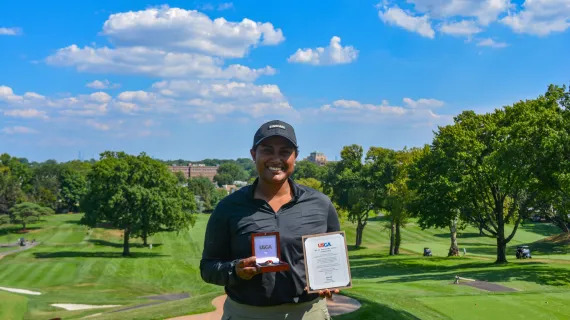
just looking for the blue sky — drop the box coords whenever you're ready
[1,0,569,163]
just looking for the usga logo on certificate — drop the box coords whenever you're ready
[318,242,332,248]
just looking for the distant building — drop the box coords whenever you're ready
[305,151,328,166]
[222,184,239,194]
[168,163,218,182]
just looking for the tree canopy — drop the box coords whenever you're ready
[80,151,197,256]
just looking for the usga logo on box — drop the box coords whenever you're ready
[318,242,331,248]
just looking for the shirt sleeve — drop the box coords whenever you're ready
[199,201,243,287]
[326,199,341,232]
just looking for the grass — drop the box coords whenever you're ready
[0,291,28,320]
[0,213,569,319]
[0,214,222,320]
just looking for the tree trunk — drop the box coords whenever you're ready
[448,216,459,256]
[22,221,26,232]
[355,218,364,248]
[389,219,396,256]
[142,231,148,246]
[496,238,507,264]
[395,221,401,255]
[496,211,507,263]
[478,223,484,236]
[123,227,131,257]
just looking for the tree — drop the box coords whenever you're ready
[408,145,466,256]
[174,171,187,185]
[9,202,54,231]
[188,177,216,211]
[59,168,88,212]
[412,86,564,263]
[0,168,23,216]
[295,177,323,192]
[26,161,61,211]
[324,145,379,248]
[292,160,326,181]
[214,173,234,186]
[80,151,197,256]
[383,148,422,255]
[214,162,248,185]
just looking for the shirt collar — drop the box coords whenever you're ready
[247,177,303,201]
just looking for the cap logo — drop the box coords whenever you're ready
[269,124,286,130]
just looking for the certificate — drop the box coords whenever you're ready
[302,231,352,293]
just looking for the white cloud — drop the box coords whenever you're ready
[100,5,284,58]
[86,79,120,89]
[476,38,509,48]
[406,0,512,26]
[0,85,110,117]
[403,97,445,108]
[0,27,22,36]
[47,45,276,81]
[218,2,234,10]
[501,0,570,36]
[287,36,359,66]
[377,0,569,41]
[149,80,296,119]
[4,108,49,119]
[379,6,435,38]
[439,20,482,36]
[1,126,38,134]
[304,96,451,124]
[86,119,110,131]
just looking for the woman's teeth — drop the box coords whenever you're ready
[268,166,282,172]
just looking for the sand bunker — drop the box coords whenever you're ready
[0,286,42,295]
[52,304,122,311]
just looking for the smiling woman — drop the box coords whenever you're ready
[199,119,342,320]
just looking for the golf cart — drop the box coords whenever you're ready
[423,247,432,257]
[516,245,532,259]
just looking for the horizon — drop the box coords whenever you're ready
[1,0,569,163]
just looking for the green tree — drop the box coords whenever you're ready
[80,151,197,256]
[59,168,88,212]
[188,177,216,211]
[0,167,23,216]
[9,202,54,231]
[384,148,422,255]
[325,145,381,248]
[296,177,323,192]
[292,160,326,181]
[174,171,187,184]
[413,86,564,263]
[214,162,248,185]
[408,144,466,256]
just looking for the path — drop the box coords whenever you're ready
[461,280,518,292]
[0,242,40,260]
[168,294,361,320]
[108,293,191,313]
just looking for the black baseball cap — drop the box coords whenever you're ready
[252,120,298,149]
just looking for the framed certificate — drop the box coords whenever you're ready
[302,231,352,293]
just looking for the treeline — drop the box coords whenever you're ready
[1,83,569,262]
[294,83,570,264]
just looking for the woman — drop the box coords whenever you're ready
[200,120,340,320]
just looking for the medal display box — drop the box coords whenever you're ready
[251,232,290,273]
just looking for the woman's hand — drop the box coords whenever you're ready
[235,256,261,280]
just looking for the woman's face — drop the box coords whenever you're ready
[250,136,297,185]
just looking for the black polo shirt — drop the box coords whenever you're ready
[199,178,341,306]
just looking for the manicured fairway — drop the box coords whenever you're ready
[1,213,569,319]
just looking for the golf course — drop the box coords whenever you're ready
[1,212,569,320]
